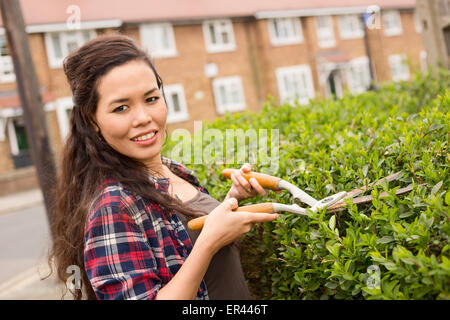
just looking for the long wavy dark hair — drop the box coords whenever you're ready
[48,34,200,300]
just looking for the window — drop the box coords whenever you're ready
[203,20,236,53]
[45,30,97,68]
[382,10,403,36]
[276,65,315,105]
[139,23,177,58]
[414,11,422,33]
[163,84,189,123]
[212,76,246,114]
[55,97,74,141]
[0,35,15,83]
[7,117,29,156]
[389,54,410,82]
[316,16,336,48]
[268,17,303,46]
[346,57,371,94]
[338,15,364,39]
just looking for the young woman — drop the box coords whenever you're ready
[49,34,278,300]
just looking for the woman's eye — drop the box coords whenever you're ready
[146,96,159,103]
[113,105,128,113]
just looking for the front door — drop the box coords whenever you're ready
[326,70,343,99]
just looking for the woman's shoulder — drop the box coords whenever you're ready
[88,179,140,218]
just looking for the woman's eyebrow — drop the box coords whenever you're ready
[108,87,158,106]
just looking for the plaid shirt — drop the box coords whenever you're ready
[84,156,210,300]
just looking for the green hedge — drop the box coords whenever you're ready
[164,70,450,299]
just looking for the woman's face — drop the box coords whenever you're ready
[95,59,167,167]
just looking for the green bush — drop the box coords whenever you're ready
[163,70,450,299]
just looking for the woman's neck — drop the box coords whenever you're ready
[143,155,166,178]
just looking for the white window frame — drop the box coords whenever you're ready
[382,10,403,36]
[316,16,336,48]
[414,11,423,33]
[338,15,364,39]
[7,117,30,156]
[276,65,315,105]
[54,97,74,141]
[7,118,19,155]
[346,56,371,94]
[203,19,236,53]
[389,54,410,82]
[212,76,246,114]
[0,34,15,83]
[0,55,15,83]
[268,17,303,46]
[6,118,19,156]
[139,23,177,59]
[45,30,97,69]
[163,84,189,123]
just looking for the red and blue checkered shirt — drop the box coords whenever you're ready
[84,156,210,300]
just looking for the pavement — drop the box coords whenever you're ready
[0,188,45,216]
[0,188,70,300]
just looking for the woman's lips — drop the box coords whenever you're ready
[131,131,158,146]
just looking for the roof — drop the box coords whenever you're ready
[0,0,416,27]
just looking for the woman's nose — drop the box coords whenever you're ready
[132,104,152,127]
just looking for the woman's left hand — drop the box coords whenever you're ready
[224,163,267,202]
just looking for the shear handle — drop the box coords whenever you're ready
[221,169,281,190]
[222,169,318,207]
[187,203,275,231]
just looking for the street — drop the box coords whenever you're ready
[0,204,65,299]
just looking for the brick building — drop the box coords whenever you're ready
[0,0,425,195]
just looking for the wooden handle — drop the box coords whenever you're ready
[234,203,275,213]
[187,216,207,230]
[221,169,281,190]
[187,203,275,230]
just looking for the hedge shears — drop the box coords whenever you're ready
[187,169,413,230]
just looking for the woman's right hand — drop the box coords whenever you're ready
[196,197,279,254]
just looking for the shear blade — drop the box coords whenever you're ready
[310,191,347,212]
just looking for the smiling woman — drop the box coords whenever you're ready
[94,60,167,166]
[48,34,278,300]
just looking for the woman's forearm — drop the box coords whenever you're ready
[155,240,216,300]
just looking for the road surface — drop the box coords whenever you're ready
[0,204,66,299]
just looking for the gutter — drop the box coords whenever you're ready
[13,19,122,34]
[255,5,415,19]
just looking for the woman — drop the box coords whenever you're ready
[49,34,278,300]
